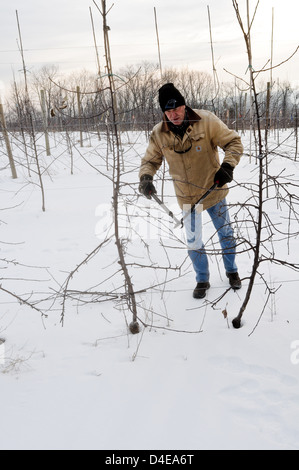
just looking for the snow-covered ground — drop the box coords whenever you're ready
[0,129,299,450]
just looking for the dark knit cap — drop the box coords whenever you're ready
[158,83,186,112]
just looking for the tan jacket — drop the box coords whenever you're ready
[139,107,243,211]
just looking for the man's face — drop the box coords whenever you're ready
[165,105,186,126]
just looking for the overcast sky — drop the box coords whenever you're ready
[0,0,298,98]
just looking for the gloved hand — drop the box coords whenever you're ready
[139,174,157,199]
[214,163,234,187]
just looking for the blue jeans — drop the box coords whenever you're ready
[184,198,238,283]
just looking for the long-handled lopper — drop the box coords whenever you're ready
[174,182,219,228]
[151,193,182,227]
[151,182,219,229]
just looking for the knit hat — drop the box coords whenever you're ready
[158,83,186,112]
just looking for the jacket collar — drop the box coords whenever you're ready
[161,106,201,133]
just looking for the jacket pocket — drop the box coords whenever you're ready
[191,132,205,141]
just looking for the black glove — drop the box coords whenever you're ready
[214,163,234,188]
[139,174,157,199]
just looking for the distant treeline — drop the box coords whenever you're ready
[2,62,299,133]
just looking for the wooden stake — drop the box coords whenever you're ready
[207,5,218,106]
[15,10,29,97]
[89,6,101,76]
[270,7,274,88]
[76,86,83,147]
[0,103,17,179]
[246,0,253,163]
[40,90,51,156]
[265,82,271,197]
[154,7,163,79]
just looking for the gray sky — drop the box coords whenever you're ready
[0,0,298,98]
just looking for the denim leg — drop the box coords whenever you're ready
[183,208,210,282]
[207,199,238,274]
[188,248,210,283]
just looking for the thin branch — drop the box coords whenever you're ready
[254,45,299,73]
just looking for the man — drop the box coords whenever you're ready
[139,83,243,299]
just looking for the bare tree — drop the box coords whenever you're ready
[230,0,299,328]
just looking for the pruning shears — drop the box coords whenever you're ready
[151,182,219,229]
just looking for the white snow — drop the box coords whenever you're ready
[0,129,299,450]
